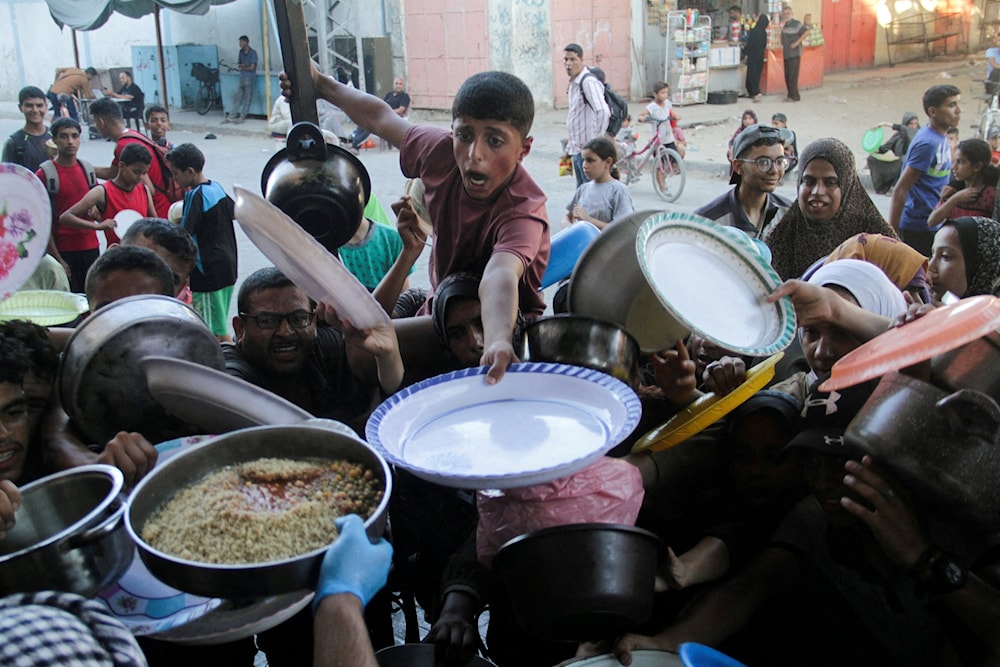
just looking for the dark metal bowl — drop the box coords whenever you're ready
[493,523,662,642]
[261,122,371,252]
[125,423,392,599]
[0,465,132,597]
[520,315,641,388]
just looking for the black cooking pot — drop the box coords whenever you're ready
[846,371,1000,535]
[493,523,662,642]
[260,122,371,252]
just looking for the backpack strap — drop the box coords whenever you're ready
[39,160,58,196]
[6,131,28,164]
[78,158,97,188]
[579,72,594,110]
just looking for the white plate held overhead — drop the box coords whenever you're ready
[233,186,390,331]
[636,212,796,357]
[366,362,641,489]
[0,163,52,301]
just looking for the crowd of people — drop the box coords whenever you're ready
[2,40,1000,667]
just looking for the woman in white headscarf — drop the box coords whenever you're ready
[771,258,907,400]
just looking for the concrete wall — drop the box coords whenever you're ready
[0,0,396,102]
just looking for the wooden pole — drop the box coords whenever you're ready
[154,6,169,111]
[271,0,319,124]
[72,29,81,69]
[263,0,271,121]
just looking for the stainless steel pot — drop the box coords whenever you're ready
[493,523,662,642]
[520,315,641,388]
[260,122,371,253]
[375,644,495,667]
[59,295,225,445]
[126,423,393,599]
[846,371,1000,535]
[0,465,132,597]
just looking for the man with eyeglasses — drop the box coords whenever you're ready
[226,267,403,437]
[694,124,794,239]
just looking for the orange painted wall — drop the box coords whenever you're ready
[550,0,633,107]
[404,0,490,110]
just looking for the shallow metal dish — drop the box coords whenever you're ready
[125,423,392,599]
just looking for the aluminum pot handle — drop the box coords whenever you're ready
[61,501,126,551]
[936,389,1000,443]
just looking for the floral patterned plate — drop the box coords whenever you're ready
[0,163,52,301]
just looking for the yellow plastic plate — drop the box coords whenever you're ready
[631,352,784,454]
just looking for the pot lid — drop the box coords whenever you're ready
[821,295,1000,392]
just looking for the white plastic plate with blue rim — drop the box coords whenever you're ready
[0,163,52,301]
[636,212,795,357]
[366,362,641,489]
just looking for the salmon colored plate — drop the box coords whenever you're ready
[821,295,1000,392]
[631,352,783,454]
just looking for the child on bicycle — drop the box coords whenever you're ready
[564,136,634,230]
[637,81,679,152]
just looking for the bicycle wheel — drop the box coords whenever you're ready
[652,147,686,202]
[196,84,214,115]
[980,109,1000,140]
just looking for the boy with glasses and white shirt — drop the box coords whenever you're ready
[694,124,795,238]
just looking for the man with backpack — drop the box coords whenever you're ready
[564,43,611,186]
[36,117,101,294]
[2,86,51,173]
[89,97,181,218]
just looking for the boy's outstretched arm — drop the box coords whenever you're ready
[479,251,523,385]
[280,66,410,148]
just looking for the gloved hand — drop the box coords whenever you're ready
[313,514,392,612]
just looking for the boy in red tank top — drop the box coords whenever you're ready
[59,143,155,247]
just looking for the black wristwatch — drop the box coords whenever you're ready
[910,546,968,597]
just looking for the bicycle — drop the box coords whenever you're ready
[974,78,1000,139]
[191,60,235,115]
[615,119,686,202]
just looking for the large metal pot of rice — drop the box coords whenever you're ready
[125,423,392,599]
[0,465,132,597]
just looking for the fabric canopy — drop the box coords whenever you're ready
[45,0,237,32]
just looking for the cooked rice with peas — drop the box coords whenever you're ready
[142,457,383,564]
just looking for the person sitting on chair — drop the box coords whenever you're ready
[104,72,144,131]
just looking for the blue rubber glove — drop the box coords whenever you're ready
[313,514,392,612]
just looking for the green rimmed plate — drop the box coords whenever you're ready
[0,290,88,326]
[635,211,796,357]
[862,126,884,154]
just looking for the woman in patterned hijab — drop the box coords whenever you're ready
[929,215,1000,300]
[765,137,897,280]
